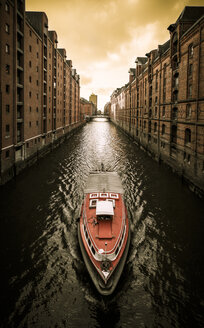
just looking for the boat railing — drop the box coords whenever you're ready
[83,195,127,258]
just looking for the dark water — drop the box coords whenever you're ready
[0,118,204,328]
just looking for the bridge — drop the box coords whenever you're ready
[86,115,110,121]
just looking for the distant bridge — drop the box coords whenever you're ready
[88,115,110,121]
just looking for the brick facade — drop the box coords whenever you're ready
[0,1,82,184]
[110,7,204,196]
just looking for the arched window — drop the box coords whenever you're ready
[188,44,193,57]
[154,122,157,132]
[155,107,157,117]
[185,128,191,144]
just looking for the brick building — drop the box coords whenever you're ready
[0,0,81,184]
[110,6,204,196]
[80,97,97,119]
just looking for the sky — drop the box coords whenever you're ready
[26,0,204,110]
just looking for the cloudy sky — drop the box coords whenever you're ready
[26,0,203,110]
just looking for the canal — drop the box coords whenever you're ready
[0,118,203,328]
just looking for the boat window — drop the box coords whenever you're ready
[89,199,98,208]
[110,193,119,199]
[91,246,95,255]
[88,238,91,246]
[100,192,109,198]
[115,247,119,255]
[97,215,112,221]
[90,193,99,199]
[106,199,115,208]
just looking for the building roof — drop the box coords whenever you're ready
[168,6,204,31]
[135,57,148,65]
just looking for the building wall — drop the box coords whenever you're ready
[0,0,15,174]
[110,8,204,196]
[0,3,82,184]
[24,22,42,158]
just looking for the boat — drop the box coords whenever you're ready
[78,171,130,295]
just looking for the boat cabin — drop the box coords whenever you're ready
[96,201,114,221]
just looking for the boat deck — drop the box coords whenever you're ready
[84,172,124,194]
[84,193,125,253]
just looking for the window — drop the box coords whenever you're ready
[162,106,165,117]
[36,121,38,126]
[6,104,10,113]
[6,84,10,93]
[189,44,193,57]
[5,3,9,12]
[189,64,193,76]
[37,52,39,58]
[144,121,146,129]
[155,107,157,117]
[36,107,39,112]
[29,121,32,127]
[36,80,39,86]
[172,32,178,54]
[185,128,191,144]
[29,106,32,112]
[173,90,178,102]
[5,24,9,33]
[6,44,10,54]
[6,150,10,158]
[37,38,39,44]
[29,45,32,52]
[29,61,32,68]
[6,64,10,74]
[188,84,192,98]
[29,91,32,98]
[162,124,165,135]
[29,76,32,83]
[173,72,179,87]
[29,30,32,37]
[172,107,178,120]
[171,125,177,143]
[154,122,157,133]
[6,124,10,134]
[186,104,191,118]
[36,66,39,72]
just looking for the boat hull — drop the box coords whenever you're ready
[78,222,130,296]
